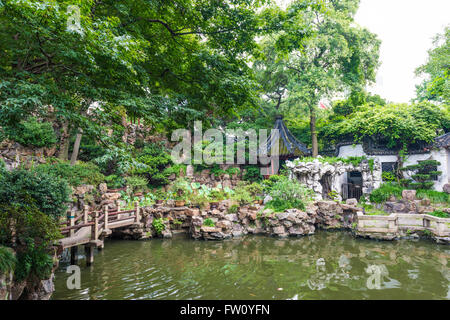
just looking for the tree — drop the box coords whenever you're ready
[0,0,272,164]
[415,26,450,104]
[254,0,380,156]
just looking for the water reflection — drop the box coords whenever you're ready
[53,232,449,300]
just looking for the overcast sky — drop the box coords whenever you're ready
[275,0,450,103]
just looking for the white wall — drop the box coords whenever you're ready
[336,144,449,192]
[337,144,365,157]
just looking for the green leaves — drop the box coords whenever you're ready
[415,27,450,104]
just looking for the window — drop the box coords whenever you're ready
[382,162,398,173]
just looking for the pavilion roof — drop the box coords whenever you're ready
[259,115,311,158]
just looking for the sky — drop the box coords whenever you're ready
[275,0,450,103]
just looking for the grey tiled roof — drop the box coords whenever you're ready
[434,132,450,148]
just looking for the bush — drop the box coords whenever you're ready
[266,176,314,212]
[243,165,262,182]
[125,175,148,194]
[0,167,70,218]
[0,203,61,281]
[133,143,172,186]
[104,174,125,189]
[152,218,166,235]
[34,159,105,187]
[369,183,404,204]
[4,118,57,148]
[231,184,254,205]
[400,160,441,190]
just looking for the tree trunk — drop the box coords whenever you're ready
[58,121,70,161]
[310,108,319,157]
[70,130,83,165]
[121,115,128,143]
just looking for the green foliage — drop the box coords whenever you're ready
[381,172,397,182]
[428,211,449,218]
[152,218,166,235]
[0,202,61,281]
[228,204,239,214]
[231,184,254,205]
[203,218,215,228]
[226,167,240,176]
[415,27,450,104]
[416,189,450,204]
[324,103,448,150]
[2,118,57,148]
[265,176,314,212]
[369,183,403,204]
[295,156,373,171]
[125,176,148,194]
[0,246,16,274]
[133,143,172,187]
[0,167,70,218]
[370,182,450,204]
[104,175,125,189]
[169,177,193,201]
[400,160,441,190]
[243,165,262,182]
[34,159,105,187]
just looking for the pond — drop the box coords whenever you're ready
[53,232,449,300]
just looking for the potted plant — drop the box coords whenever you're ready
[153,189,166,206]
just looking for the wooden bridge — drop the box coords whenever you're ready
[57,201,141,266]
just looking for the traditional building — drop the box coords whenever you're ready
[322,133,450,192]
[258,115,311,176]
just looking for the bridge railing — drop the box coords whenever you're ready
[59,201,140,241]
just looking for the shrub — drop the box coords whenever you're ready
[231,185,253,205]
[0,203,61,281]
[0,167,70,218]
[133,143,172,186]
[243,165,262,182]
[244,182,264,197]
[125,175,148,194]
[152,218,166,234]
[266,176,314,212]
[369,183,403,204]
[104,174,125,189]
[400,160,441,190]
[4,118,57,148]
[34,159,105,187]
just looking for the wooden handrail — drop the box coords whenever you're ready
[60,222,94,232]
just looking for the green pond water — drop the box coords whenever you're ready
[53,232,449,300]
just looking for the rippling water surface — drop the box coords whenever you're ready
[53,232,449,300]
